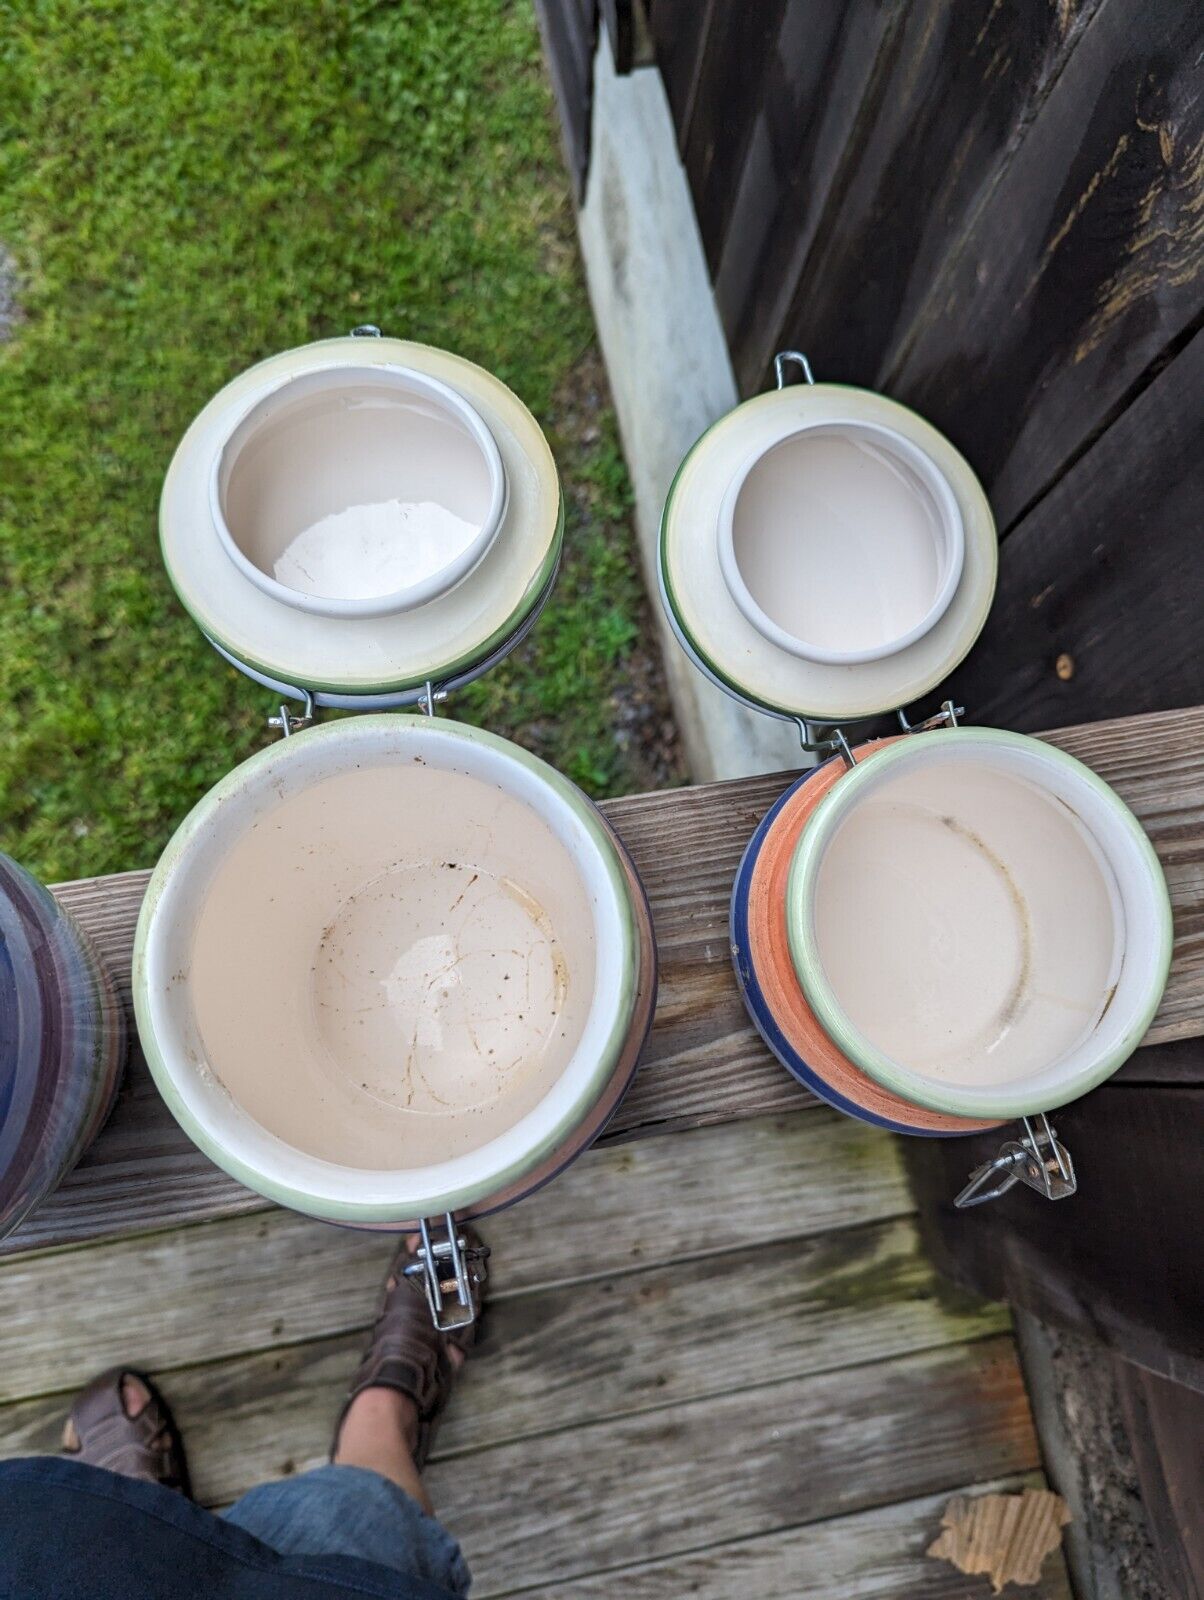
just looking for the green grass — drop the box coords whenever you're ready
[0,0,657,882]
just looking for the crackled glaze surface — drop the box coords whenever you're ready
[189,763,594,1169]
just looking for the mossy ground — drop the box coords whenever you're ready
[0,0,679,882]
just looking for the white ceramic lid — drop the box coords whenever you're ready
[161,336,562,698]
[660,383,997,723]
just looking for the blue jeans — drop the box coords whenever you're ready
[0,1456,470,1598]
[224,1465,471,1596]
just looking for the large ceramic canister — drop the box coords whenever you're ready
[142,332,655,1326]
[664,353,1171,1192]
[0,854,127,1241]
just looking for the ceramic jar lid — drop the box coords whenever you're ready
[659,365,998,724]
[162,334,562,707]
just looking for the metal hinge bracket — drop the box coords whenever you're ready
[404,1214,490,1332]
[955,1113,1077,1208]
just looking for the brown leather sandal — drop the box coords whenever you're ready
[61,1367,191,1495]
[332,1229,486,1471]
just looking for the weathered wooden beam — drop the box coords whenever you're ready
[5,704,1201,1260]
[0,1112,910,1396]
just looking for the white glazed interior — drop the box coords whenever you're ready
[790,731,1172,1117]
[162,338,563,698]
[135,717,636,1219]
[211,365,506,618]
[718,420,964,665]
[659,384,998,724]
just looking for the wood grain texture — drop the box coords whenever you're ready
[678,0,788,274]
[766,0,1100,400]
[1114,1356,1204,1599]
[940,331,1204,733]
[908,1086,1204,1390]
[645,0,715,151]
[1013,1311,1169,1600]
[533,0,598,200]
[0,1111,909,1399]
[884,0,1204,531]
[508,1478,1071,1600]
[5,704,1200,1259]
[0,1216,1007,1497]
[714,0,904,393]
[427,1336,1037,1594]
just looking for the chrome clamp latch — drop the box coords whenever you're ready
[794,699,964,772]
[955,1113,1077,1208]
[417,679,448,717]
[404,1214,490,1333]
[268,688,316,738]
[897,699,962,734]
[794,718,857,769]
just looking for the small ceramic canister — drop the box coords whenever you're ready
[141,330,656,1328]
[0,854,127,1242]
[663,351,1172,1207]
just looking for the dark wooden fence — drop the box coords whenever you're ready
[544,0,1204,735]
[538,4,1204,1570]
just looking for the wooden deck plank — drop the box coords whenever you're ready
[504,1477,1071,1599]
[0,1111,910,1404]
[0,1217,1008,1505]
[9,704,1203,1261]
[424,1336,1037,1594]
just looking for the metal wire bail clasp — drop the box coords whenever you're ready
[955,1114,1077,1208]
[268,688,316,738]
[897,699,963,734]
[417,680,448,717]
[794,718,857,770]
[774,350,815,389]
[404,1215,490,1332]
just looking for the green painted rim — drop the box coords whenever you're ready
[133,715,642,1221]
[165,493,564,697]
[658,383,997,723]
[785,728,1174,1118]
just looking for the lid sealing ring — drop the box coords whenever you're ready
[955,1114,1077,1207]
